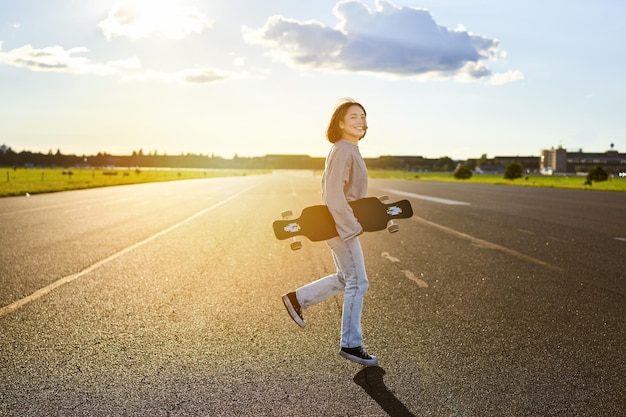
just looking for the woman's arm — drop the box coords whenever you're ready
[324,149,363,241]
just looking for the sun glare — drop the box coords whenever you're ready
[101,0,209,40]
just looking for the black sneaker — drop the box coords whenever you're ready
[282,292,305,328]
[340,346,378,366]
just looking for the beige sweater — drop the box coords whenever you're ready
[321,140,368,240]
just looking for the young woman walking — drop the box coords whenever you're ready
[282,98,377,366]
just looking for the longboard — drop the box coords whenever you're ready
[273,196,413,250]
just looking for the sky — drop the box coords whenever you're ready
[1,0,624,160]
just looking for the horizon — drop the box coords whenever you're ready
[3,142,623,162]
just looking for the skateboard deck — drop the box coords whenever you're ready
[273,197,413,250]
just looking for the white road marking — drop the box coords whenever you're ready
[0,197,104,217]
[402,270,429,288]
[411,215,563,272]
[381,252,400,263]
[0,186,254,318]
[381,252,428,288]
[382,188,470,206]
[614,237,626,242]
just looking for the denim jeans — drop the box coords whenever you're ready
[296,235,369,348]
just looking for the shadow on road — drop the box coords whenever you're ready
[353,366,415,417]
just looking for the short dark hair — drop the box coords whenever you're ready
[326,99,367,143]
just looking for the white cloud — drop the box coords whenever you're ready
[0,40,233,84]
[490,70,525,85]
[106,56,142,70]
[232,56,246,67]
[98,0,212,41]
[181,68,228,84]
[244,0,519,82]
[0,43,119,76]
[122,67,230,84]
[242,15,347,70]
[0,42,231,85]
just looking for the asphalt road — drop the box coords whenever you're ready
[1,172,624,416]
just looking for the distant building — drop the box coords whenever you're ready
[0,144,7,155]
[540,145,626,175]
[540,147,567,174]
[493,155,540,172]
[475,164,505,174]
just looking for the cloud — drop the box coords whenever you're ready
[182,68,227,84]
[122,67,230,85]
[490,70,525,85]
[0,0,227,85]
[0,43,122,76]
[98,0,211,41]
[0,43,229,84]
[106,56,142,70]
[244,0,520,82]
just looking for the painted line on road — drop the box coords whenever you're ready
[382,189,470,206]
[0,186,255,318]
[614,237,626,242]
[0,197,105,217]
[381,252,429,289]
[411,215,563,272]
[381,252,400,263]
[402,270,429,288]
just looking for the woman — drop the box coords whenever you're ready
[282,98,377,366]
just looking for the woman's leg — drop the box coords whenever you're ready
[328,236,368,348]
[296,238,346,308]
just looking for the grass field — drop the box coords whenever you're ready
[0,168,268,198]
[368,170,626,192]
[1,168,625,198]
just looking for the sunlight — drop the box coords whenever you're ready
[100,0,209,40]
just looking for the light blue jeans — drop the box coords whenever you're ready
[296,235,369,348]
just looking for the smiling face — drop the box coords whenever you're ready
[339,104,367,144]
[326,100,367,143]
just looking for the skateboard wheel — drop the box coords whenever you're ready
[388,224,400,233]
[378,195,389,202]
[290,241,303,251]
[281,210,293,219]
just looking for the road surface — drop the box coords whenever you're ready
[1,172,624,416]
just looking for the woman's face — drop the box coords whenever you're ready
[339,104,367,143]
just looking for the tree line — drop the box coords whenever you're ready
[0,147,539,172]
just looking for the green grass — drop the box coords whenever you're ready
[0,168,268,197]
[369,170,626,192]
[2,168,625,198]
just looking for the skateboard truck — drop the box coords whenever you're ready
[378,195,400,233]
[281,210,303,250]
